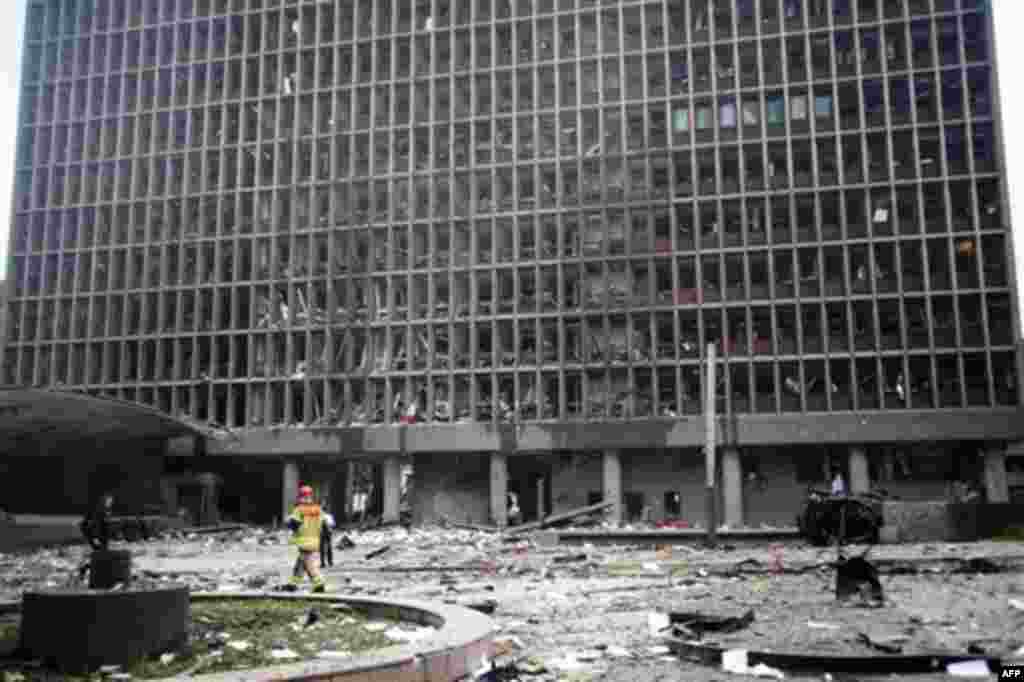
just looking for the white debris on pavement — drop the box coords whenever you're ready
[806,622,840,630]
[946,660,992,677]
[722,649,785,679]
[226,640,251,651]
[270,648,299,660]
[647,612,671,637]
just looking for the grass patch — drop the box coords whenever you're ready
[0,599,402,681]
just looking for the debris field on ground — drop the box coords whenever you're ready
[1,525,1023,681]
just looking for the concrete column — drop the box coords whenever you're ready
[160,478,179,518]
[382,456,402,523]
[881,449,895,483]
[603,450,623,525]
[490,453,509,528]
[983,446,1010,503]
[281,460,299,524]
[537,476,546,521]
[197,473,221,526]
[849,446,870,494]
[721,447,744,528]
[342,460,356,521]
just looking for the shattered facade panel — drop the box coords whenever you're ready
[2,0,1020,463]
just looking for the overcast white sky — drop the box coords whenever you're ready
[0,2,1022,328]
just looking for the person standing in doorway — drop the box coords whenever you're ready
[285,485,328,593]
[320,502,336,569]
[507,490,523,526]
[831,468,847,496]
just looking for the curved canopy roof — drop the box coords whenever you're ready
[0,387,218,451]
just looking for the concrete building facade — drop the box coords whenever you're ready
[5,0,1024,526]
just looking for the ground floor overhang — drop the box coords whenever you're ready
[0,387,221,453]
[204,408,1024,458]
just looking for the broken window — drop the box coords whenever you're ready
[699,200,719,248]
[777,305,798,355]
[780,360,802,412]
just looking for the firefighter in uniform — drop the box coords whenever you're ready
[285,485,328,593]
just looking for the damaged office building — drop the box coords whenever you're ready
[4,0,1024,530]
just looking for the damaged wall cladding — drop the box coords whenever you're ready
[3,0,1020,432]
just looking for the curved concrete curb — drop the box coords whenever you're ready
[1,593,495,682]
[175,592,494,682]
[668,637,1006,675]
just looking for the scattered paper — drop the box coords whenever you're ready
[643,562,661,573]
[646,645,671,656]
[364,622,389,632]
[1009,599,1024,612]
[159,653,176,665]
[227,641,251,651]
[946,660,991,677]
[648,612,671,637]
[549,654,585,671]
[270,649,299,660]
[606,646,632,658]
[807,621,840,630]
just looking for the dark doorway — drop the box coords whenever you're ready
[508,455,553,522]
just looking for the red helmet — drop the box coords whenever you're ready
[298,485,314,501]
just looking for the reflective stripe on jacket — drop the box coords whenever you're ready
[288,503,323,552]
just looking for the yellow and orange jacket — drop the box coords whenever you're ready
[288,503,324,552]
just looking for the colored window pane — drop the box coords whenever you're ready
[673,109,690,131]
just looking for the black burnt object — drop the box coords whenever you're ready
[797,489,884,546]
[86,549,133,590]
[668,638,1002,676]
[670,609,755,639]
[835,553,884,604]
[18,586,189,672]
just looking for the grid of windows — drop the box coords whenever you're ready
[4,0,1018,429]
